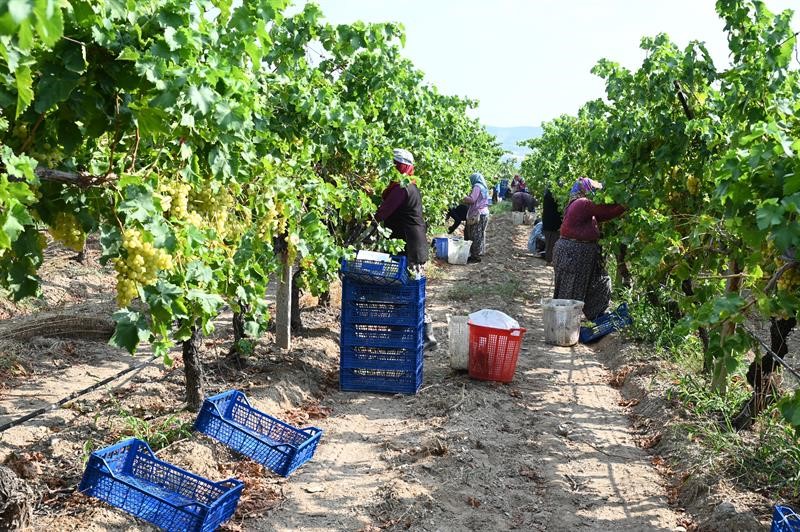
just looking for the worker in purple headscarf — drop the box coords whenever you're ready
[551,177,625,320]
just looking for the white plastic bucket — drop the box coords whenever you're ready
[447,239,472,265]
[541,298,584,346]
[511,211,524,225]
[447,315,470,370]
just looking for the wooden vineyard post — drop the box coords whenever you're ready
[276,253,293,350]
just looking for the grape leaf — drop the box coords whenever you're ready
[110,309,151,354]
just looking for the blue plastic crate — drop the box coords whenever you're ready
[340,255,408,286]
[433,237,448,259]
[340,321,424,349]
[340,362,423,394]
[579,303,633,344]
[341,299,424,327]
[773,506,800,532]
[340,342,423,371]
[341,278,425,326]
[78,438,242,532]
[194,390,322,477]
[343,277,425,305]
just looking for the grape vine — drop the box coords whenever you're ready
[521,0,800,430]
[0,0,503,408]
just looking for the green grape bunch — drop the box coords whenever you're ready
[776,261,800,293]
[48,212,86,252]
[189,183,235,236]
[114,228,173,307]
[157,181,191,219]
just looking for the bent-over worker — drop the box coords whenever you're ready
[375,149,438,350]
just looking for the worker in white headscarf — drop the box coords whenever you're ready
[375,149,437,350]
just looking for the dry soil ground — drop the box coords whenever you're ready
[0,213,759,531]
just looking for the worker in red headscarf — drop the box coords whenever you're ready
[509,174,527,195]
[375,149,437,350]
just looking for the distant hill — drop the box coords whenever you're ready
[485,126,543,161]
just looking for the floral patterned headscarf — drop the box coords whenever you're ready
[569,177,600,201]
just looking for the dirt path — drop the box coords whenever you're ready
[3,214,682,531]
[246,215,681,531]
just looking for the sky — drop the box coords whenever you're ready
[295,0,798,128]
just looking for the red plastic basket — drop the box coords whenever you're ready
[468,323,526,383]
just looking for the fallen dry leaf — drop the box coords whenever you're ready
[638,433,662,449]
[618,398,640,407]
[229,461,285,518]
[609,367,633,388]
[302,400,332,419]
[466,496,481,508]
[650,454,673,476]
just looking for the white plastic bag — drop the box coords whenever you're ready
[468,309,520,330]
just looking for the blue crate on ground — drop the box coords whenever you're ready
[341,278,425,327]
[340,342,423,371]
[78,438,242,532]
[194,390,322,477]
[340,255,408,285]
[579,303,633,344]
[340,321,424,349]
[774,506,800,532]
[433,237,448,259]
[340,362,423,394]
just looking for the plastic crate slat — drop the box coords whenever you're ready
[195,390,322,477]
[342,277,425,303]
[340,256,409,286]
[341,298,424,326]
[340,321,424,349]
[340,344,423,371]
[340,363,423,395]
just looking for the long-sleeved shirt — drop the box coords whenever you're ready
[375,183,408,221]
[374,182,429,264]
[463,185,489,219]
[559,197,624,241]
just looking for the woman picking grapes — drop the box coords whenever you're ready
[375,149,438,350]
[463,172,490,263]
[552,177,625,320]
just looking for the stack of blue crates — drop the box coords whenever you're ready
[340,256,425,394]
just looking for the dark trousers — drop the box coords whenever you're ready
[544,230,560,263]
